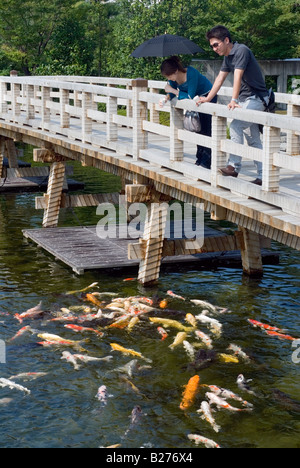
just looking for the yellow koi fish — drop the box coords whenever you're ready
[169,332,188,350]
[148,317,194,333]
[185,313,197,328]
[218,353,239,364]
[110,343,152,363]
[66,282,98,295]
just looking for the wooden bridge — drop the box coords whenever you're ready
[0,74,299,284]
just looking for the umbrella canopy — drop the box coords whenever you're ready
[131,34,204,58]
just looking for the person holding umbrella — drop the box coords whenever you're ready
[160,56,217,169]
[131,34,216,169]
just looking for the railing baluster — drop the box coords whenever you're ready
[262,126,281,192]
[169,104,184,162]
[41,86,51,130]
[286,103,300,156]
[60,88,70,129]
[211,115,227,187]
[82,91,93,143]
[132,79,148,161]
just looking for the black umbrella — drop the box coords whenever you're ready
[131,34,204,58]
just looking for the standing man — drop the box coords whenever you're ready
[197,25,269,186]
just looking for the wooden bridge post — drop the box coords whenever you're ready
[5,139,19,169]
[211,116,227,187]
[132,79,148,161]
[42,161,66,228]
[82,92,93,144]
[238,227,263,277]
[25,84,35,121]
[126,184,169,286]
[169,104,184,162]
[286,103,300,155]
[41,86,51,130]
[262,126,281,192]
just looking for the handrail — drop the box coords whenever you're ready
[0,75,299,218]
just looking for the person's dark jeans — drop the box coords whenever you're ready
[196,95,218,169]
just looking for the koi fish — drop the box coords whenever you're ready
[149,317,193,332]
[183,340,195,361]
[218,353,239,364]
[208,385,253,409]
[14,302,44,324]
[180,375,200,410]
[123,278,136,282]
[167,291,185,301]
[195,312,222,334]
[159,299,168,309]
[8,372,48,382]
[227,344,251,363]
[237,375,256,396]
[108,315,131,329]
[85,293,103,308]
[265,330,297,341]
[61,351,81,370]
[190,300,217,314]
[73,354,113,364]
[185,313,197,328]
[157,327,168,341]
[123,406,144,439]
[64,324,104,337]
[0,378,31,395]
[112,359,152,378]
[37,333,87,352]
[66,282,98,295]
[188,434,221,449]
[195,330,213,349]
[110,343,152,363]
[206,392,249,413]
[96,385,109,405]
[169,332,187,350]
[247,319,285,333]
[197,401,221,433]
[127,316,140,331]
[7,326,33,342]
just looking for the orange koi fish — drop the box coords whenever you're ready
[7,326,32,342]
[64,324,104,337]
[180,375,200,411]
[248,319,285,333]
[159,299,168,309]
[265,330,297,341]
[85,293,103,308]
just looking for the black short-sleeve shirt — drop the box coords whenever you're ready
[221,43,268,102]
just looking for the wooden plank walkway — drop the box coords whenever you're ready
[0,176,84,193]
[23,224,278,275]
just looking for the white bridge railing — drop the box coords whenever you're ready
[0,75,299,217]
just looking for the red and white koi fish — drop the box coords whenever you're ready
[188,434,221,448]
[14,302,43,324]
[96,385,108,405]
[8,372,48,382]
[64,324,104,337]
[265,330,297,341]
[197,401,221,433]
[208,385,253,409]
[7,326,32,342]
[248,319,285,333]
[167,291,186,301]
[227,344,251,363]
[61,351,80,370]
[157,327,168,341]
[206,392,250,412]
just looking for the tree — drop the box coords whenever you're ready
[0,0,75,74]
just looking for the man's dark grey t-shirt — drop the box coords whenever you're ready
[221,42,268,102]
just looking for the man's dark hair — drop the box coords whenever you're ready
[206,25,232,43]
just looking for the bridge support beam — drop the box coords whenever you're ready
[42,161,66,228]
[238,227,263,277]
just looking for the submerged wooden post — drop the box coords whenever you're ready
[43,161,66,228]
[238,227,263,277]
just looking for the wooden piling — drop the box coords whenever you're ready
[238,227,263,277]
[42,161,66,228]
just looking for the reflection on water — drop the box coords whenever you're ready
[0,145,299,448]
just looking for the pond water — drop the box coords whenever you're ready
[0,145,299,448]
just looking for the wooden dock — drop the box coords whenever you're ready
[23,224,277,275]
[0,74,299,284]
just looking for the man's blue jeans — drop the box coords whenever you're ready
[228,96,265,179]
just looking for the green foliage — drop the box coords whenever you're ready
[0,0,298,77]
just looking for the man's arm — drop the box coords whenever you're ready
[196,71,229,104]
[228,68,245,110]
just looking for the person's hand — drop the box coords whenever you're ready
[196,96,210,106]
[228,100,241,110]
[159,97,168,108]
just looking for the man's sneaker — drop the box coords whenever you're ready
[219,165,239,178]
[251,178,262,186]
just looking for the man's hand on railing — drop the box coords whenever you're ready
[228,99,241,110]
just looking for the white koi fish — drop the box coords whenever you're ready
[9,372,48,382]
[194,330,213,349]
[96,385,113,405]
[0,378,31,395]
[195,312,222,334]
[206,392,250,413]
[237,374,257,396]
[188,434,221,448]
[61,351,81,370]
[190,300,217,313]
[228,344,251,363]
[197,401,221,433]
[208,385,253,409]
[183,341,195,361]
[73,354,113,364]
[14,302,44,324]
